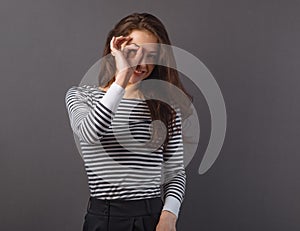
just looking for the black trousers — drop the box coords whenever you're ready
[82,196,163,231]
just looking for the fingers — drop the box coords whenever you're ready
[110,36,119,56]
[115,36,128,49]
[123,45,144,67]
[120,37,132,50]
[110,36,132,56]
[131,45,144,66]
[123,43,140,58]
[109,35,144,69]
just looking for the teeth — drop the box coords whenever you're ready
[134,67,146,73]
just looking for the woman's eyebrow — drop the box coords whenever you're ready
[128,42,140,47]
[127,42,157,53]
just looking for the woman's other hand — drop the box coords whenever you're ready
[155,210,177,231]
[110,35,143,88]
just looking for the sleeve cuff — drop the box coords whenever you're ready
[100,82,125,113]
[162,196,181,218]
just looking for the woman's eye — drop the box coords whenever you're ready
[147,54,157,59]
[129,49,136,53]
[127,49,137,57]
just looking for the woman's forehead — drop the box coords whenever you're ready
[127,30,159,52]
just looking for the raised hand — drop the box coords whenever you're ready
[110,35,144,88]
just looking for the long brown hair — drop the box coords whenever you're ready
[98,12,192,151]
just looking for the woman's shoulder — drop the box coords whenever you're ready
[65,85,106,105]
[66,84,105,96]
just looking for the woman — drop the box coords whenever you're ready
[65,12,192,231]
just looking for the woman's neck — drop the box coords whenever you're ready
[124,82,144,99]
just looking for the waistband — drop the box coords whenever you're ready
[87,196,163,217]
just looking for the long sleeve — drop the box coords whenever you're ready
[161,108,186,218]
[65,82,125,144]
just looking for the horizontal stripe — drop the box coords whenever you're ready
[65,84,186,205]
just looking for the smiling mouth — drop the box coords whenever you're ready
[133,67,147,75]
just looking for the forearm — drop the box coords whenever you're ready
[161,107,186,219]
[114,69,132,88]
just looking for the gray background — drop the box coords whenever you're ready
[1,0,299,230]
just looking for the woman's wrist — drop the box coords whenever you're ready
[160,210,177,221]
[162,196,181,218]
[114,69,132,88]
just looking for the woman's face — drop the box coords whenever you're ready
[125,29,159,85]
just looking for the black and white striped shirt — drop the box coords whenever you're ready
[65,82,186,217]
